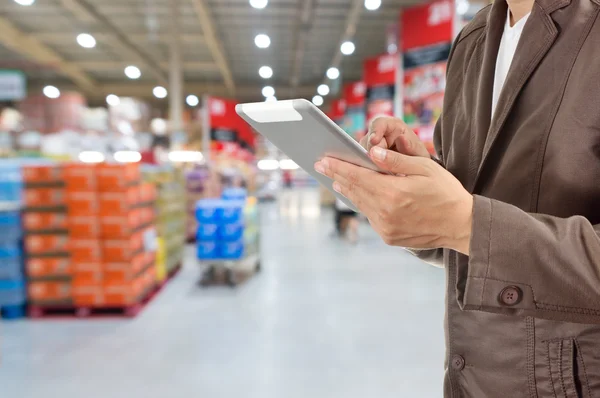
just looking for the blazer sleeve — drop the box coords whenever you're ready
[457,195,600,324]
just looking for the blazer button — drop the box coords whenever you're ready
[499,286,522,306]
[451,355,465,371]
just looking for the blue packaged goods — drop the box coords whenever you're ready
[0,211,21,241]
[0,280,26,306]
[196,223,219,241]
[222,188,247,200]
[0,164,22,203]
[195,199,221,223]
[218,222,244,241]
[218,239,244,260]
[195,199,245,223]
[197,241,219,259]
[0,256,22,280]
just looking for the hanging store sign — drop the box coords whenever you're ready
[0,70,26,101]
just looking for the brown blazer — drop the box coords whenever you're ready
[421,0,600,396]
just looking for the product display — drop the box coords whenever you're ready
[142,165,186,281]
[196,188,260,286]
[22,162,159,317]
[0,162,25,319]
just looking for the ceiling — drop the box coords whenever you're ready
[0,0,419,104]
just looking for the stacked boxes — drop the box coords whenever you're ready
[195,189,259,261]
[185,166,222,241]
[22,164,71,306]
[23,163,158,309]
[142,166,186,281]
[0,163,25,315]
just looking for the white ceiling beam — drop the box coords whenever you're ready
[190,0,236,95]
[76,61,218,72]
[38,32,206,45]
[324,0,364,91]
[59,0,169,85]
[0,17,96,93]
[289,0,317,92]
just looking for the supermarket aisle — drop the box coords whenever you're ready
[0,189,446,398]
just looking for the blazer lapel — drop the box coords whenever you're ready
[473,0,561,190]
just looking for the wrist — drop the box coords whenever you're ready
[445,194,473,255]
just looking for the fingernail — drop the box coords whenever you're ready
[332,182,341,193]
[372,146,386,161]
[320,158,329,169]
[315,162,325,175]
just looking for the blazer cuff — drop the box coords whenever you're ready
[458,195,536,312]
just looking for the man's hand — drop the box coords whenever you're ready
[359,116,430,158]
[315,146,473,255]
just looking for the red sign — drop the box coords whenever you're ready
[364,54,397,87]
[208,96,256,152]
[344,82,366,107]
[401,0,455,51]
[327,99,346,124]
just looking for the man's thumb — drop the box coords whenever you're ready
[370,147,430,176]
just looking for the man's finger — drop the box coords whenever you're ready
[368,116,409,149]
[369,147,433,176]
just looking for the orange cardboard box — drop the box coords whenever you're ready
[99,210,141,238]
[103,277,145,306]
[68,216,100,238]
[69,239,102,262]
[26,258,71,278]
[23,165,63,184]
[66,191,99,215]
[97,163,141,191]
[72,262,103,285]
[73,285,104,306]
[23,212,68,231]
[28,281,72,302]
[101,232,144,262]
[103,253,148,284]
[64,163,97,191]
[98,188,140,215]
[25,234,69,254]
[139,207,155,226]
[23,188,65,208]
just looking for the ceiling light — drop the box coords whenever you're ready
[326,67,340,79]
[153,86,167,99]
[364,0,382,11]
[168,151,204,163]
[279,159,299,170]
[14,0,35,5]
[262,86,275,97]
[341,41,356,55]
[254,34,271,49]
[257,159,279,171]
[76,33,96,49]
[79,151,105,164]
[312,95,324,106]
[106,94,120,107]
[259,66,273,79]
[265,96,277,103]
[317,84,330,96]
[456,0,470,15]
[186,94,199,107]
[124,65,141,79]
[43,85,60,99]
[249,0,268,9]
[114,151,141,163]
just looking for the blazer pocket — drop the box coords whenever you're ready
[545,339,591,398]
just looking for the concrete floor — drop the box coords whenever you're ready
[0,189,446,397]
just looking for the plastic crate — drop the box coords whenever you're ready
[0,280,26,306]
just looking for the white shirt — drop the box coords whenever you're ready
[491,10,531,118]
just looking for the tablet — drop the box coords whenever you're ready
[236,99,383,212]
